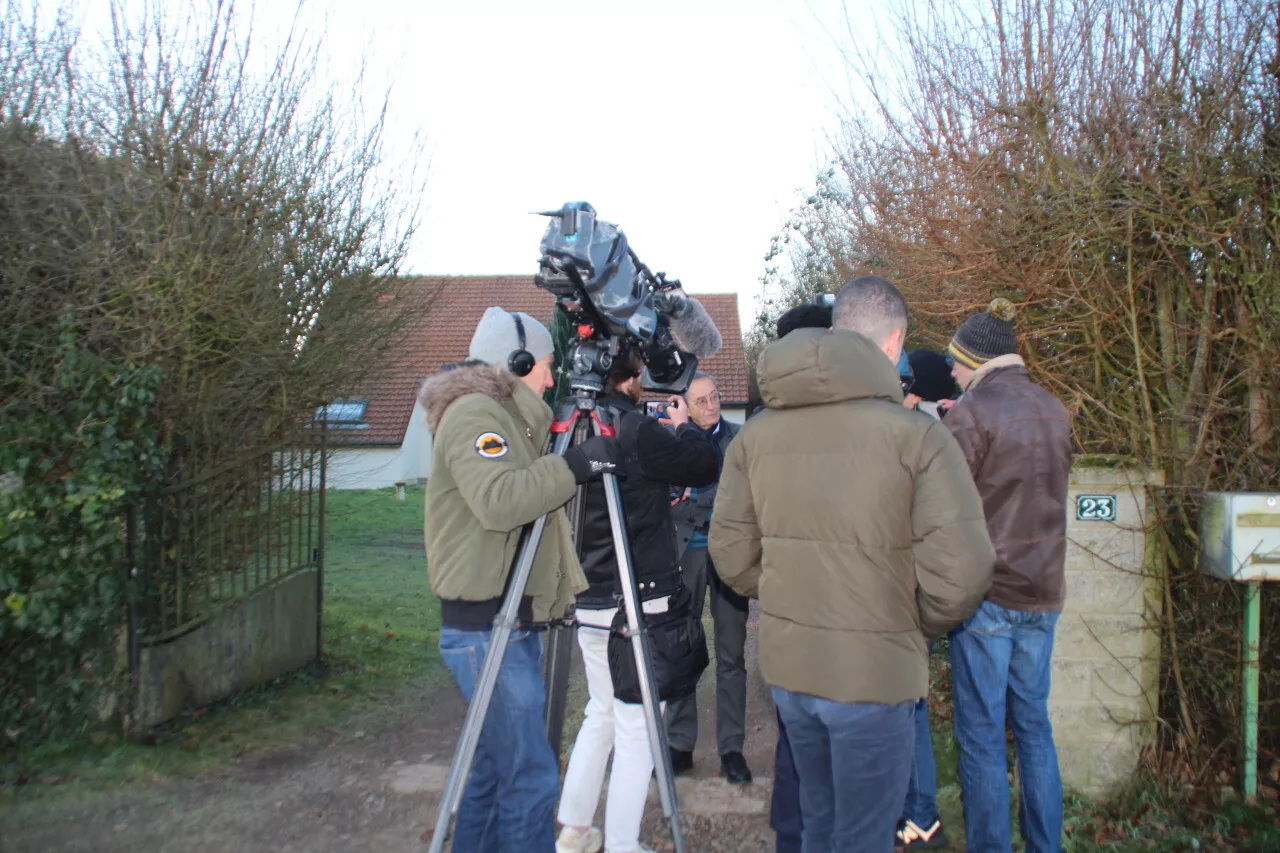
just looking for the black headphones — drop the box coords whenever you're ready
[508,313,536,377]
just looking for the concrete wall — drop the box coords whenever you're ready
[1050,465,1164,796]
[135,570,319,727]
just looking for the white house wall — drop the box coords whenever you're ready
[327,401,433,490]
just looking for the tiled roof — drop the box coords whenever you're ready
[339,276,748,446]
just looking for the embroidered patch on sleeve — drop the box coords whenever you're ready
[474,432,510,459]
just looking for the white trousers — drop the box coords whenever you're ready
[556,607,664,853]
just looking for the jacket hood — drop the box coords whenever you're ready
[418,362,518,432]
[758,327,902,410]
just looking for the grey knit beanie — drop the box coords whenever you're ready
[468,306,555,369]
[948,297,1018,369]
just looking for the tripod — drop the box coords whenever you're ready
[428,391,687,853]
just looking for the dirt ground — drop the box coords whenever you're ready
[0,607,784,853]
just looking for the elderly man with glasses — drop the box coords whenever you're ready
[665,371,754,785]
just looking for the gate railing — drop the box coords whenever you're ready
[126,427,327,649]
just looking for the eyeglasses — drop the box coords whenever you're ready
[689,390,720,409]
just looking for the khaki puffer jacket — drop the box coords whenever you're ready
[709,329,995,704]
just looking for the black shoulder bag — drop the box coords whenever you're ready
[607,583,709,704]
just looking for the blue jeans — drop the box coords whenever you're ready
[771,707,803,853]
[773,687,936,849]
[439,626,558,853]
[902,696,940,828]
[902,641,940,828]
[772,687,914,853]
[949,601,1063,853]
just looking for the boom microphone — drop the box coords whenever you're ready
[656,289,722,360]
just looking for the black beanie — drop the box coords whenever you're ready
[776,303,832,338]
[948,297,1018,369]
[907,349,957,402]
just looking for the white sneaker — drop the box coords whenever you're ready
[556,825,603,853]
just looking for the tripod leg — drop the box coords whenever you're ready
[542,618,575,763]
[428,430,574,853]
[600,471,687,853]
[543,418,593,763]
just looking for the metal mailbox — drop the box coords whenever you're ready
[1200,492,1280,582]
[1201,491,1280,801]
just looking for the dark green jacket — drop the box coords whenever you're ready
[709,328,994,704]
[419,362,586,623]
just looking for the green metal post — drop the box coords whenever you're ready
[1243,580,1262,801]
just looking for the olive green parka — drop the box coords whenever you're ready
[419,362,586,623]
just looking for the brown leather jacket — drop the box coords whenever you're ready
[945,357,1072,612]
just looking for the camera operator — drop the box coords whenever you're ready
[556,346,720,853]
[420,306,622,853]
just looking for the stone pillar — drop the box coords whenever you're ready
[1049,464,1164,796]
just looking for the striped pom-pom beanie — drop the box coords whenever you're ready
[948,297,1018,369]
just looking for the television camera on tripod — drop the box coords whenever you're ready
[428,203,722,853]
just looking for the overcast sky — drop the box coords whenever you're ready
[74,1,889,327]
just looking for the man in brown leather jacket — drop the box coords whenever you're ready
[944,297,1073,853]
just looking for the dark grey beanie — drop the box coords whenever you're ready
[948,297,1018,369]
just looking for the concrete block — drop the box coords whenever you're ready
[1049,658,1095,701]
[1064,570,1147,615]
[1069,466,1165,489]
[1091,727,1149,794]
[1066,526,1138,571]
[1057,743,1093,793]
[1048,699,1146,755]
[1054,613,1147,660]
[1091,659,1158,715]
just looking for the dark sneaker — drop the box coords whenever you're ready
[896,819,948,850]
[719,751,753,785]
[669,748,694,776]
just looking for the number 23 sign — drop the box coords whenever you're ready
[1076,495,1117,522]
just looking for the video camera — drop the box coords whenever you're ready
[535,203,712,396]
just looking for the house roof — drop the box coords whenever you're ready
[343,275,748,446]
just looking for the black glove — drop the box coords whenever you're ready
[563,436,623,484]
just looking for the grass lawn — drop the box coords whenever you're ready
[2,486,444,793]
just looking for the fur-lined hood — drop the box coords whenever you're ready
[417,362,519,433]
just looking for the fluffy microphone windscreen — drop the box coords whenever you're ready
[668,297,722,359]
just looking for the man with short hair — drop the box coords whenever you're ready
[709,276,995,853]
[944,298,1072,853]
[665,371,754,784]
[419,306,622,853]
